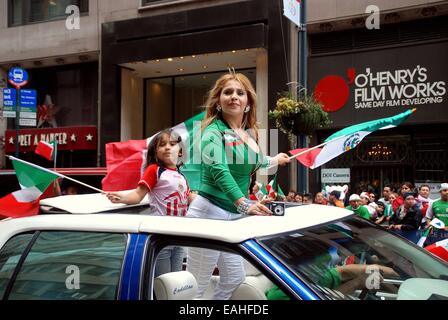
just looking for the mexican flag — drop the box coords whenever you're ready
[0,156,61,218]
[417,218,445,247]
[261,175,285,198]
[289,109,416,169]
[425,239,448,262]
[102,112,205,191]
[35,140,57,161]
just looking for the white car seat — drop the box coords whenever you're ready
[153,271,198,300]
[201,259,273,300]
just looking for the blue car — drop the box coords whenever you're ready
[0,193,447,300]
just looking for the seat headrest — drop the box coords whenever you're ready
[243,259,261,276]
[154,271,198,300]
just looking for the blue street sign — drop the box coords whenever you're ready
[20,89,37,109]
[8,67,29,88]
[2,88,17,118]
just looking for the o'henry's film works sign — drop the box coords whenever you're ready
[309,41,448,127]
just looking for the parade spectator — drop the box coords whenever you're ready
[425,183,448,230]
[346,194,370,220]
[286,190,296,202]
[389,191,422,231]
[185,72,290,300]
[379,185,393,205]
[314,192,328,205]
[328,190,344,208]
[249,181,263,201]
[106,129,193,277]
[374,201,388,226]
[417,184,431,217]
[369,192,376,203]
[392,182,414,213]
[360,191,376,218]
[294,193,303,203]
[303,193,313,204]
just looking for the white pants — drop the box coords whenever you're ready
[186,195,245,300]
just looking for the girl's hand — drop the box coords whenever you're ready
[106,192,123,203]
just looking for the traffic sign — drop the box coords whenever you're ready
[8,67,29,88]
[2,88,17,118]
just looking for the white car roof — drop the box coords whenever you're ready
[0,199,353,247]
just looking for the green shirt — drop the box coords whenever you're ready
[198,118,269,213]
[427,199,448,225]
[346,205,371,220]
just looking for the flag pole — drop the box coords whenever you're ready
[7,155,104,194]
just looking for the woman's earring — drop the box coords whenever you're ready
[216,105,222,112]
[244,105,250,113]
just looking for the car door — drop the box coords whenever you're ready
[0,230,129,300]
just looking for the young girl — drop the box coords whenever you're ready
[106,129,194,276]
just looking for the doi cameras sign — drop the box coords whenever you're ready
[321,168,350,183]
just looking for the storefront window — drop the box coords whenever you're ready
[144,69,255,137]
[8,0,88,27]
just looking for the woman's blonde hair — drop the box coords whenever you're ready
[201,73,259,141]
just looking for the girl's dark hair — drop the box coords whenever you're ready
[145,129,182,168]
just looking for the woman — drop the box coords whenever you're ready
[186,72,290,300]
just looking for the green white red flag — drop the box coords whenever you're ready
[0,156,61,218]
[290,109,416,169]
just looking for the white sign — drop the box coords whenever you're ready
[19,118,36,127]
[321,168,350,183]
[283,0,301,27]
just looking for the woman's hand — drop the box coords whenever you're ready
[247,202,272,216]
[273,153,290,166]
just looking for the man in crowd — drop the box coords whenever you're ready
[379,185,393,205]
[425,183,448,230]
[328,190,344,208]
[417,184,431,216]
[346,194,370,220]
[389,191,422,231]
[286,190,296,202]
[314,192,328,205]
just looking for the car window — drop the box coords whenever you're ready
[0,233,35,299]
[258,218,448,300]
[6,231,127,300]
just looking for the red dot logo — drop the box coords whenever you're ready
[314,75,350,113]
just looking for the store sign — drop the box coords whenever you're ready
[309,42,448,127]
[321,168,350,183]
[5,126,97,153]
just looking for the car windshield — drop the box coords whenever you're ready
[258,217,448,300]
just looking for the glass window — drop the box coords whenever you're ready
[0,233,35,299]
[9,0,88,27]
[144,69,255,137]
[7,231,127,300]
[258,218,448,300]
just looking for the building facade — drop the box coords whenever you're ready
[1,0,447,196]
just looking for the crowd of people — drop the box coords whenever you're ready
[249,181,448,246]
